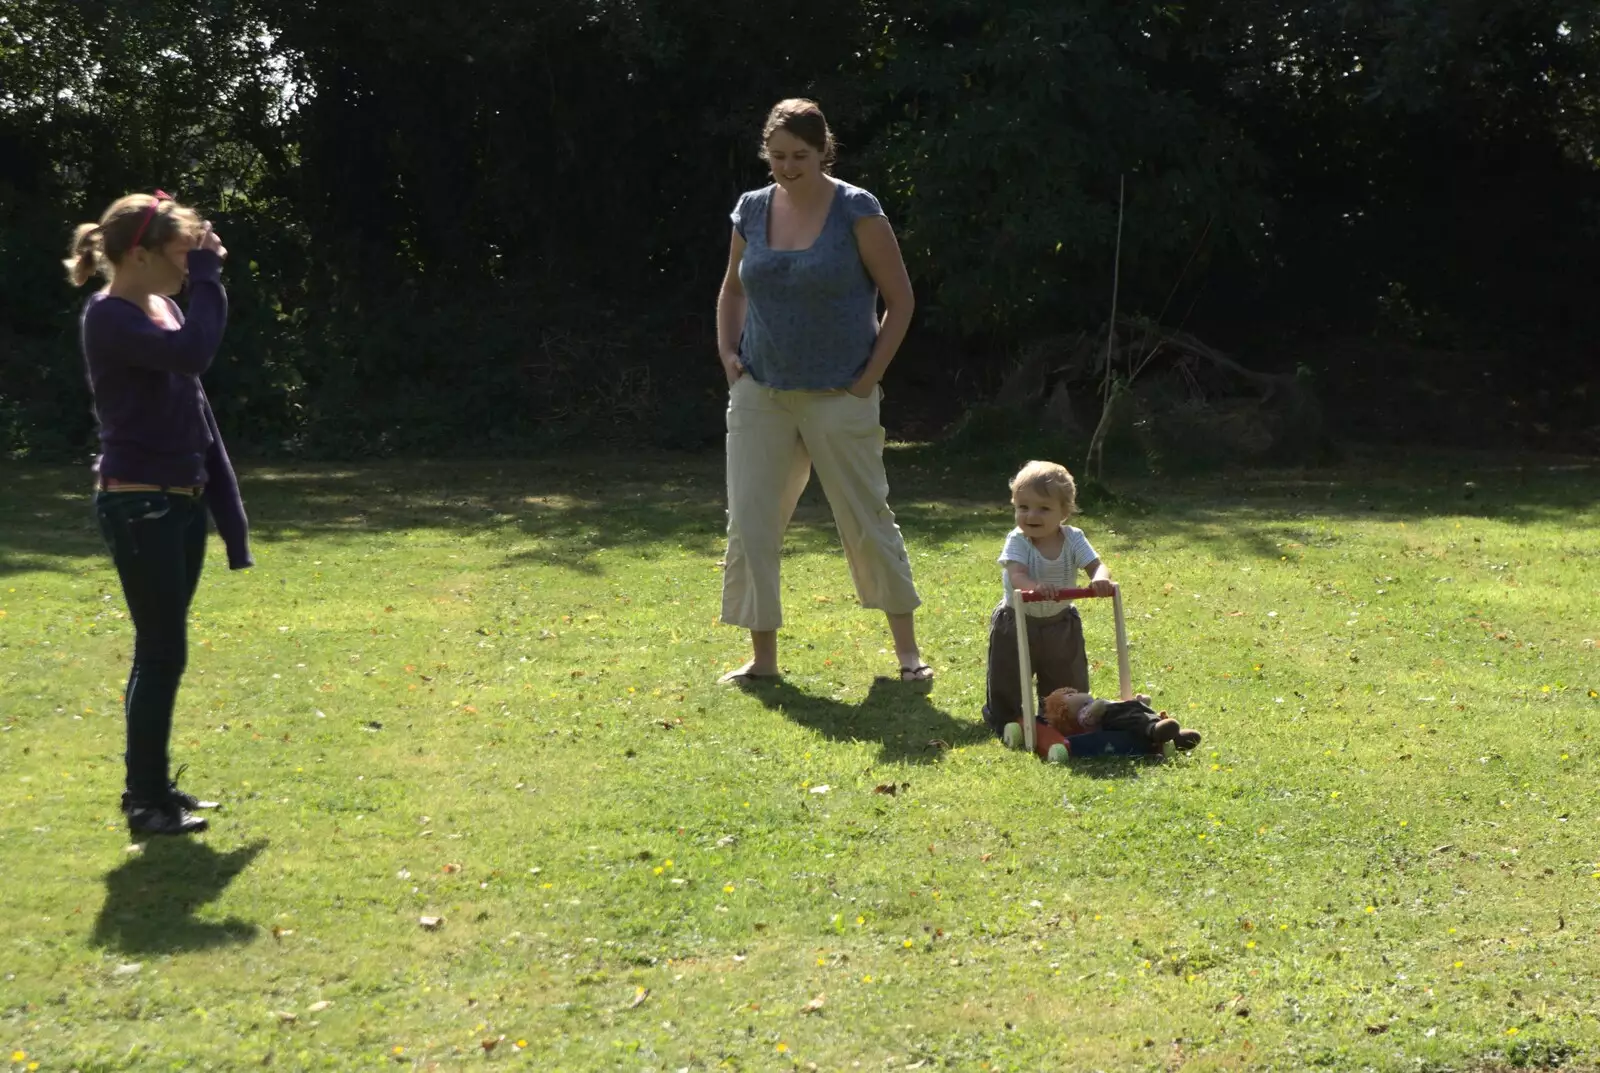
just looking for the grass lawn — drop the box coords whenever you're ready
[1,448,1597,1072]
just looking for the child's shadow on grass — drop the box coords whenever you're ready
[743,677,990,764]
[92,838,268,955]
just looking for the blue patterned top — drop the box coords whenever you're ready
[731,180,885,391]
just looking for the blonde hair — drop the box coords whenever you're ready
[759,98,838,170]
[64,193,203,287]
[1009,460,1078,516]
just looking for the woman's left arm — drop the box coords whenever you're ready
[850,216,915,398]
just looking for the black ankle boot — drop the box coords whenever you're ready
[121,763,219,814]
[167,763,219,810]
[124,796,208,836]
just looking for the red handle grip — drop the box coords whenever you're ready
[1017,587,1104,602]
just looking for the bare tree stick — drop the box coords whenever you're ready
[1085,174,1126,481]
[1133,215,1214,379]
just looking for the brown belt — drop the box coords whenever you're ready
[98,478,203,496]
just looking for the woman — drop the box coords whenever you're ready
[715,99,931,685]
[66,191,252,836]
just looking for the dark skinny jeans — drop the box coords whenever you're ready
[95,489,207,803]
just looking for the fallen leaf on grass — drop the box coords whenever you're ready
[419,916,444,930]
[442,863,462,874]
[627,987,650,1010]
[926,739,950,751]
[274,1011,297,1024]
[308,1001,332,1013]
[482,1036,504,1052]
[800,994,826,1015]
[271,926,294,940]
[872,783,900,796]
[1366,1023,1389,1035]
[809,784,831,795]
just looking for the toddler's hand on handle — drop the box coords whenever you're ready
[1089,578,1115,597]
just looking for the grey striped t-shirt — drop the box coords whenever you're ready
[997,525,1100,618]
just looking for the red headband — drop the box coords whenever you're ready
[128,189,174,249]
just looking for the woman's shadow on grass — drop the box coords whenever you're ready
[741,677,991,764]
[92,838,268,955]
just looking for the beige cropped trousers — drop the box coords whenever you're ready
[720,377,921,631]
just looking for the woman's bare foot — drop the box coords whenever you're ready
[718,660,781,685]
[896,652,934,684]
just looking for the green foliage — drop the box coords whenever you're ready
[862,2,1268,334]
[2,1,1597,456]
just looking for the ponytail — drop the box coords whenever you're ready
[64,223,106,287]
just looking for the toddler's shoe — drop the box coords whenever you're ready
[1150,718,1181,743]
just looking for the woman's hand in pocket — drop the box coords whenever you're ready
[847,375,879,399]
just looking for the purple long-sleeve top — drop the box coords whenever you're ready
[80,248,253,569]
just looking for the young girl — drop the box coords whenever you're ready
[66,191,252,836]
[981,460,1112,738]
